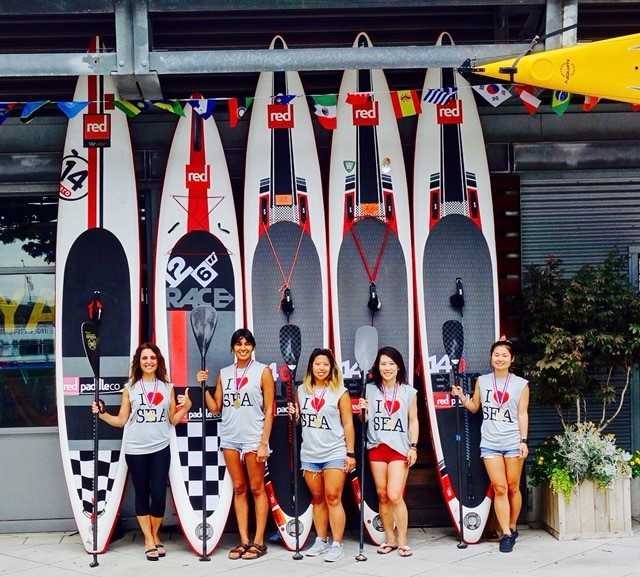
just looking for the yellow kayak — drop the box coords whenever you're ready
[472,32,640,104]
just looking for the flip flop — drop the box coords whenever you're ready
[398,545,413,557]
[155,543,166,557]
[376,543,398,555]
[145,548,159,561]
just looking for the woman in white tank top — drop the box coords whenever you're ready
[201,328,275,561]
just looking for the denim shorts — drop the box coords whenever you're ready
[300,459,346,472]
[221,441,270,459]
[480,446,521,459]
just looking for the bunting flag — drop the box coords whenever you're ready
[346,92,373,106]
[551,91,571,116]
[273,94,296,105]
[390,89,422,118]
[472,83,511,107]
[189,98,217,119]
[423,87,456,104]
[583,95,600,112]
[513,85,541,115]
[312,94,337,129]
[20,100,50,124]
[228,97,253,127]
[115,99,143,118]
[56,101,89,119]
[632,104,640,112]
[0,102,17,125]
[153,100,185,116]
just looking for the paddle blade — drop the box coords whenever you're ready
[442,320,464,364]
[279,324,302,367]
[190,306,218,359]
[354,325,378,379]
[81,321,100,377]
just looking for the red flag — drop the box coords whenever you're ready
[346,92,372,106]
[513,85,541,115]
[390,90,422,118]
[632,104,640,112]
[583,95,600,112]
[228,97,240,128]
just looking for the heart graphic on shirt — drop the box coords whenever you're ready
[493,391,510,404]
[384,399,401,415]
[147,391,164,406]
[236,376,249,389]
[311,397,325,412]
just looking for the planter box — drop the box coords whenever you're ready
[542,478,632,540]
[632,477,640,518]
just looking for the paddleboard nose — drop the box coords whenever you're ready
[270,35,288,50]
[354,32,373,48]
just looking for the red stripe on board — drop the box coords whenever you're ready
[87,71,98,229]
[169,310,188,386]
[186,111,210,232]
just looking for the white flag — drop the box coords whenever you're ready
[472,84,512,107]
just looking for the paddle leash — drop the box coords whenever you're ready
[353,325,379,562]
[190,305,218,562]
[279,324,303,560]
[81,291,103,567]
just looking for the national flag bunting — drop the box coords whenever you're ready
[390,90,421,118]
[472,84,511,107]
[228,97,253,127]
[20,100,50,124]
[0,102,16,125]
[311,94,337,130]
[632,104,640,112]
[423,87,456,105]
[273,94,296,105]
[189,98,216,119]
[551,91,571,116]
[115,100,143,118]
[583,95,600,112]
[153,100,185,116]
[513,85,541,115]
[346,92,373,106]
[56,101,88,119]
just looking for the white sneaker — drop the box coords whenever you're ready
[324,542,344,563]
[305,537,330,557]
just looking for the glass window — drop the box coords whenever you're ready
[0,194,57,427]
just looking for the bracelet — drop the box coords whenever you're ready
[410,443,417,448]
[346,451,355,458]
[520,438,528,444]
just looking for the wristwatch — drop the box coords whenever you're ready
[410,443,417,448]
[346,451,355,458]
[520,438,528,444]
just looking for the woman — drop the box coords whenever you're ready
[91,343,192,561]
[290,348,355,563]
[359,346,418,557]
[201,328,275,560]
[451,339,529,553]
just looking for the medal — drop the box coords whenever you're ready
[232,361,253,410]
[233,398,241,409]
[492,372,511,416]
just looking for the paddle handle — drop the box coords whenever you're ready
[200,353,210,560]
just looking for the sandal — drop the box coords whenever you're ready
[398,545,413,557]
[145,548,159,561]
[228,543,250,560]
[241,542,267,560]
[155,543,166,558]
[377,543,398,555]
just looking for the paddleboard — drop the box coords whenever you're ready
[243,35,322,550]
[414,33,498,544]
[328,32,414,546]
[154,100,237,555]
[473,32,640,105]
[55,37,139,554]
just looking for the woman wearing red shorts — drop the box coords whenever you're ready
[360,346,418,557]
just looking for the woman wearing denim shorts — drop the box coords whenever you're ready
[294,348,355,562]
[201,328,275,560]
[451,339,529,553]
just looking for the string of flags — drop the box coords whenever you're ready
[0,84,634,129]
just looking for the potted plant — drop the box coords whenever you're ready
[521,254,639,539]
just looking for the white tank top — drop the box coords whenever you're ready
[365,382,416,456]
[298,384,348,463]
[219,361,267,445]
[125,379,172,455]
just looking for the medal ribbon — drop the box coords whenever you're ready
[492,372,511,411]
[234,360,254,394]
[383,383,399,416]
[311,384,328,413]
[139,378,159,405]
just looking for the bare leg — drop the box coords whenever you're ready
[244,452,268,545]
[224,449,250,545]
[386,460,410,546]
[137,515,158,557]
[369,461,395,545]
[304,471,329,539]
[323,468,347,542]
[483,456,511,535]
[505,457,525,532]
[150,515,163,546]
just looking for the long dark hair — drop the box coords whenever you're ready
[370,346,407,390]
[130,342,168,383]
[302,348,343,393]
[230,328,256,350]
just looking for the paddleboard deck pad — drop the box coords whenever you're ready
[55,37,139,554]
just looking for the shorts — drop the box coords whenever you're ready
[480,446,521,459]
[300,459,346,472]
[368,443,406,463]
[221,441,270,460]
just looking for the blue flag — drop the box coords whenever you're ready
[274,94,296,105]
[189,98,217,119]
[57,101,89,119]
[0,102,16,125]
[20,100,50,124]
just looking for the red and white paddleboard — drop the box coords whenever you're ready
[154,100,238,555]
[56,37,139,554]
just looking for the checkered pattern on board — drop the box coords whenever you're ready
[69,450,121,515]
[176,422,226,515]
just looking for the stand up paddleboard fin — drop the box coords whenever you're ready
[281,286,295,320]
[367,282,381,314]
[449,278,465,314]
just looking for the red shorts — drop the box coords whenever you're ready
[368,443,406,463]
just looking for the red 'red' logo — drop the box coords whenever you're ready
[352,100,379,126]
[83,113,111,147]
[433,391,453,410]
[436,99,463,125]
[267,103,294,129]
[185,163,210,188]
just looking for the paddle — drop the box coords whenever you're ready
[442,318,467,549]
[190,305,218,562]
[81,291,103,568]
[353,325,378,562]
[279,323,303,560]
